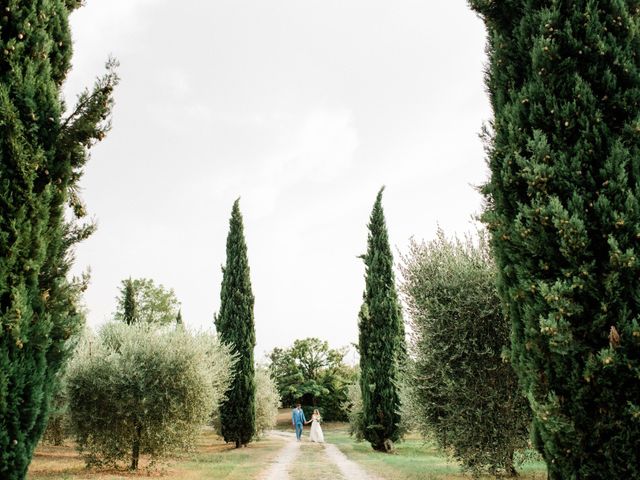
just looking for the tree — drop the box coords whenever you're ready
[468,2,640,477]
[267,338,354,421]
[114,278,180,326]
[215,199,256,448]
[66,323,233,471]
[122,278,137,325]
[175,309,183,326]
[400,231,530,476]
[358,187,405,452]
[0,1,118,476]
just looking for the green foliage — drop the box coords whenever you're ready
[254,368,280,437]
[267,338,354,421]
[469,1,640,477]
[215,199,256,447]
[358,188,405,452]
[114,278,180,326]
[345,369,413,444]
[400,230,530,476]
[122,278,137,325]
[66,323,233,470]
[0,1,118,476]
[41,373,71,446]
[345,380,365,441]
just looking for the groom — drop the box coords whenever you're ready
[291,403,307,441]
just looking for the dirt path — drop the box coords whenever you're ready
[258,431,300,480]
[324,442,379,480]
[259,431,378,480]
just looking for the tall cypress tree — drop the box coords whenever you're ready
[0,2,117,477]
[215,199,256,448]
[358,187,404,452]
[123,278,137,325]
[469,1,640,478]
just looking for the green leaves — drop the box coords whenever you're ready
[400,230,530,475]
[114,278,180,326]
[358,188,404,452]
[0,2,117,477]
[267,338,353,421]
[216,199,256,447]
[66,324,233,469]
[471,1,640,477]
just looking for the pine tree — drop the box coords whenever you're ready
[176,309,183,326]
[0,2,118,477]
[215,199,256,448]
[123,278,137,325]
[358,187,404,452]
[469,2,640,478]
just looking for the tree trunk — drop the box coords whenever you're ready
[130,423,142,470]
[235,439,241,449]
[505,449,518,477]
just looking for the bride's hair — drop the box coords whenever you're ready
[313,409,320,416]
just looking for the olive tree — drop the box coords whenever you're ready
[400,230,530,476]
[66,323,233,470]
[254,368,280,437]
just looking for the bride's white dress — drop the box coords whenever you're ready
[309,414,324,443]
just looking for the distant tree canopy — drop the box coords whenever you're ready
[267,337,355,421]
[113,278,180,326]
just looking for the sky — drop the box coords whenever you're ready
[64,1,491,360]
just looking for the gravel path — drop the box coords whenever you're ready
[258,431,300,480]
[259,430,378,480]
[324,442,379,480]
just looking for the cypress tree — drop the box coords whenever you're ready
[123,278,137,325]
[0,1,117,477]
[175,309,183,326]
[215,199,256,448]
[358,187,404,452]
[469,1,640,478]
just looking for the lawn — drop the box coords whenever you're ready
[29,411,548,480]
[326,425,547,480]
[27,429,285,480]
[274,408,547,480]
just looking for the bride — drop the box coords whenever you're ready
[306,409,324,443]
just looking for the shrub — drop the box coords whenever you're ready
[66,323,233,470]
[254,368,280,437]
[41,375,71,446]
[345,381,365,441]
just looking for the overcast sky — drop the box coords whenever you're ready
[65,1,490,359]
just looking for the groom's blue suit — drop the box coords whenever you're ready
[292,407,306,440]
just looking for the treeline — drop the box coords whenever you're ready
[3,1,640,479]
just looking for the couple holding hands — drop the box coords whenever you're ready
[291,403,324,443]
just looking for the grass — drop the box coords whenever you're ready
[327,424,547,480]
[29,411,549,480]
[27,429,286,480]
